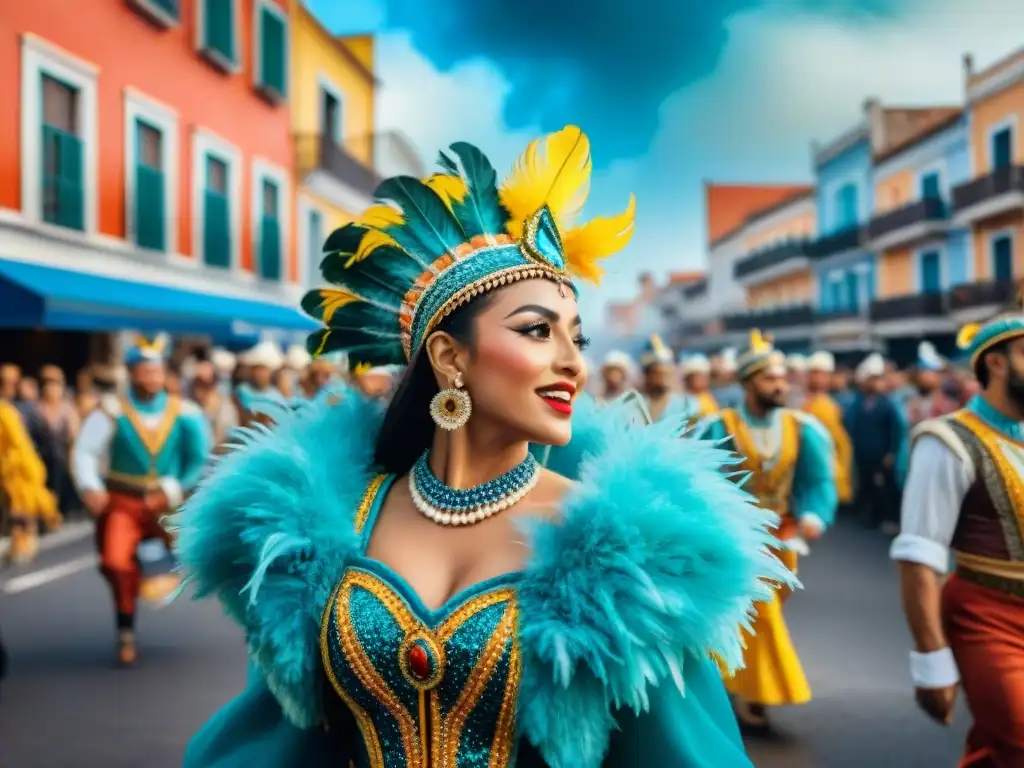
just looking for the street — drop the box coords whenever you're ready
[0,517,969,768]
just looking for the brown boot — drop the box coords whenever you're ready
[117,630,137,667]
[6,522,39,565]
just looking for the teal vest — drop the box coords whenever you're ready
[108,393,191,486]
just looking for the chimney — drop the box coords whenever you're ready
[863,97,885,154]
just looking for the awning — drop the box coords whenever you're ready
[0,259,318,336]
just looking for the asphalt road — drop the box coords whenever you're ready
[0,516,969,768]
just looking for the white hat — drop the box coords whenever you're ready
[786,354,808,373]
[241,340,284,369]
[917,341,945,372]
[602,350,634,373]
[681,353,711,375]
[806,351,835,373]
[719,347,738,373]
[285,344,312,370]
[210,348,236,375]
[855,352,885,382]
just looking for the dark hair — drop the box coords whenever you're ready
[373,294,492,475]
[976,339,1009,388]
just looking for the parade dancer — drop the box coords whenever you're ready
[804,351,854,506]
[893,303,1024,766]
[694,330,837,728]
[71,336,211,665]
[598,350,634,402]
[681,353,720,418]
[176,126,788,767]
[905,341,959,426]
[0,395,57,563]
[640,334,696,423]
[234,340,285,425]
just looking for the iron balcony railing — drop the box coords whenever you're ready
[295,133,379,196]
[682,278,708,299]
[952,166,1024,211]
[733,239,810,280]
[947,279,1017,311]
[807,225,863,259]
[867,196,947,241]
[722,304,814,331]
[869,292,946,322]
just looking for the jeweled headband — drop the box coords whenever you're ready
[300,126,635,369]
[957,284,1024,369]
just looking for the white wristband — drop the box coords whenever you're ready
[909,648,960,688]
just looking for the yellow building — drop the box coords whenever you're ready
[954,49,1024,285]
[290,3,379,290]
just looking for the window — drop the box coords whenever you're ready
[204,155,231,268]
[128,0,180,27]
[834,183,857,230]
[844,270,859,309]
[41,74,83,231]
[254,1,287,102]
[992,126,1013,171]
[992,234,1014,282]
[134,119,165,250]
[307,208,324,283]
[829,277,844,310]
[258,179,281,281]
[322,87,342,144]
[920,171,941,202]
[198,0,236,70]
[919,250,941,294]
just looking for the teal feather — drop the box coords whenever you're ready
[374,176,467,258]
[321,223,366,258]
[436,150,459,176]
[448,141,509,237]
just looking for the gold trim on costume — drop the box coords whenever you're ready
[354,474,389,535]
[721,408,800,516]
[953,410,1024,539]
[118,395,181,462]
[955,551,1024,579]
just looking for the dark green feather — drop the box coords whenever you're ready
[322,223,366,257]
[437,151,459,176]
[374,176,467,258]
[448,141,510,237]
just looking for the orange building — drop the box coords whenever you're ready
[954,48,1024,284]
[736,190,816,310]
[0,0,311,369]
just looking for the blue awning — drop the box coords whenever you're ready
[0,259,318,336]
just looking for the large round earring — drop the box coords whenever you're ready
[430,373,472,431]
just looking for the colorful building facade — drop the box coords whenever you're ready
[0,0,311,370]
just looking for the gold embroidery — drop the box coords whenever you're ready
[319,582,386,768]
[953,411,1024,537]
[721,408,799,516]
[489,633,521,768]
[355,474,389,535]
[119,395,181,463]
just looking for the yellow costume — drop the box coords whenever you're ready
[694,391,719,419]
[803,392,853,504]
[0,400,57,561]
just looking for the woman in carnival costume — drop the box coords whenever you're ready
[175,126,792,767]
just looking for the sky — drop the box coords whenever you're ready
[307,0,1024,324]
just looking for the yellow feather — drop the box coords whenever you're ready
[957,323,981,350]
[318,288,362,325]
[424,174,468,211]
[352,361,372,377]
[361,204,404,229]
[650,333,668,357]
[500,125,592,239]
[561,194,636,283]
[750,329,773,354]
[350,229,398,265]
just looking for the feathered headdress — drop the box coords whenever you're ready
[736,329,785,381]
[124,333,169,367]
[301,126,635,370]
[957,282,1024,369]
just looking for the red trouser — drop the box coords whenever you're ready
[95,492,170,615]
[943,573,1024,768]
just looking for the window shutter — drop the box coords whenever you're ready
[59,130,84,231]
[260,9,286,97]
[204,189,231,268]
[260,215,281,280]
[205,0,234,62]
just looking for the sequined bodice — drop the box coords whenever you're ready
[320,475,523,768]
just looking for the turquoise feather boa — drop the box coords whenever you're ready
[174,390,791,767]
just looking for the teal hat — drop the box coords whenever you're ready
[736,329,786,381]
[957,288,1024,370]
[301,126,635,372]
[125,334,169,368]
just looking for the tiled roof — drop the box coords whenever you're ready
[705,183,813,246]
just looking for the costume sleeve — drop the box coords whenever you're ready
[792,416,838,531]
[70,409,115,495]
[161,406,213,509]
[890,435,971,574]
[603,651,753,767]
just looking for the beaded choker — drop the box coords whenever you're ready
[409,452,540,526]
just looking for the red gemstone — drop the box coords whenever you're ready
[408,644,430,680]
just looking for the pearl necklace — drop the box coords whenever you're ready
[409,452,540,526]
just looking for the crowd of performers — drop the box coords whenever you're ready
[0,124,1021,767]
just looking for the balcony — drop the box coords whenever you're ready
[682,278,707,300]
[867,197,948,251]
[948,279,1016,312]
[869,293,946,322]
[295,133,380,209]
[722,304,814,332]
[952,166,1024,224]
[807,226,863,260]
[733,240,810,283]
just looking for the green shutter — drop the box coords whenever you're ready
[153,0,180,19]
[259,8,286,97]
[204,191,231,268]
[135,121,166,251]
[204,0,234,63]
[260,214,281,281]
[41,124,84,231]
